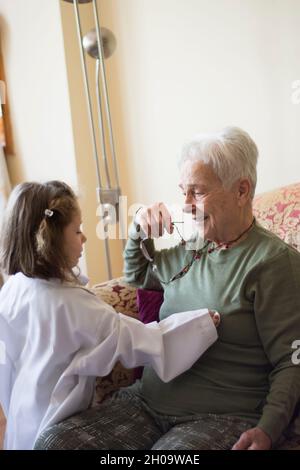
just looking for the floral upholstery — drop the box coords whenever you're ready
[91,279,139,405]
[92,278,138,318]
[253,182,300,252]
[91,182,300,449]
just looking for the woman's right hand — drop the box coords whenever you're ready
[209,310,221,327]
[135,202,174,238]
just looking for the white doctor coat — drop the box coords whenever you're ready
[0,273,217,450]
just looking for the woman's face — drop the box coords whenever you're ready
[179,160,241,242]
[63,210,87,268]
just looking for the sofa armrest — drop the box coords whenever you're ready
[92,277,138,317]
[253,182,300,252]
[90,277,139,406]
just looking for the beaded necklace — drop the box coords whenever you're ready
[154,217,255,285]
[207,217,255,253]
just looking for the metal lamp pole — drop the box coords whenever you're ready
[63,0,125,279]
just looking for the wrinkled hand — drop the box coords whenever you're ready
[232,427,272,450]
[209,310,221,327]
[135,202,173,238]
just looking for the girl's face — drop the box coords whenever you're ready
[63,210,87,269]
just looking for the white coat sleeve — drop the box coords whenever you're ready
[0,315,12,417]
[65,298,218,383]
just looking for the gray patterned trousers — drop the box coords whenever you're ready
[34,389,257,450]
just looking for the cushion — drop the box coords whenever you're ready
[137,288,164,324]
[91,279,139,405]
[133,288,164,380]
[92,277,138,317]
[253,182,300,252]
[91,282,164,402]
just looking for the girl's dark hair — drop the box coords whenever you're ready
[0,180,79,281]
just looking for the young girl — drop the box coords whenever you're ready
[0,181,219,450]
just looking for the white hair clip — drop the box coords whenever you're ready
[44,209,54,218]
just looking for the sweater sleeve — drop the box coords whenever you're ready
[123,222,161,290]
[253,248,300,446]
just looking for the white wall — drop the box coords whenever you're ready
[101,0,300,212]
[0,0,89,273]
[0,0,77,186]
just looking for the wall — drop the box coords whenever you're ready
[99,0,300,211]
[0,0,78,187]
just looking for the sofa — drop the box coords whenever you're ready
[4,182,298,450]
[78,183,300,450]
[85,182,300,450]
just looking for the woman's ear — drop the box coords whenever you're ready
[237,179,251,206]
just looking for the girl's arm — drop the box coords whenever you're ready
[68,306,218,383]
[59,292,217,382]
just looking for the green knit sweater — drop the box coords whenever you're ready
[124,221,300,445]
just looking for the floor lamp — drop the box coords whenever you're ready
[63,0,125,280]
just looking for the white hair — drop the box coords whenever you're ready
[180,126,258,198]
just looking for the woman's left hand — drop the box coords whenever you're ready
[231,427,272,450]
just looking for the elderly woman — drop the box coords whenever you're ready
[35,127,300,450]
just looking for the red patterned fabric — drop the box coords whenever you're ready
[91,279,138,405]
[254,182,300,252]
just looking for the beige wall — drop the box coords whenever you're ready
[0,0,77,186]
[99,0,300,207]
[0,0,90,275]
